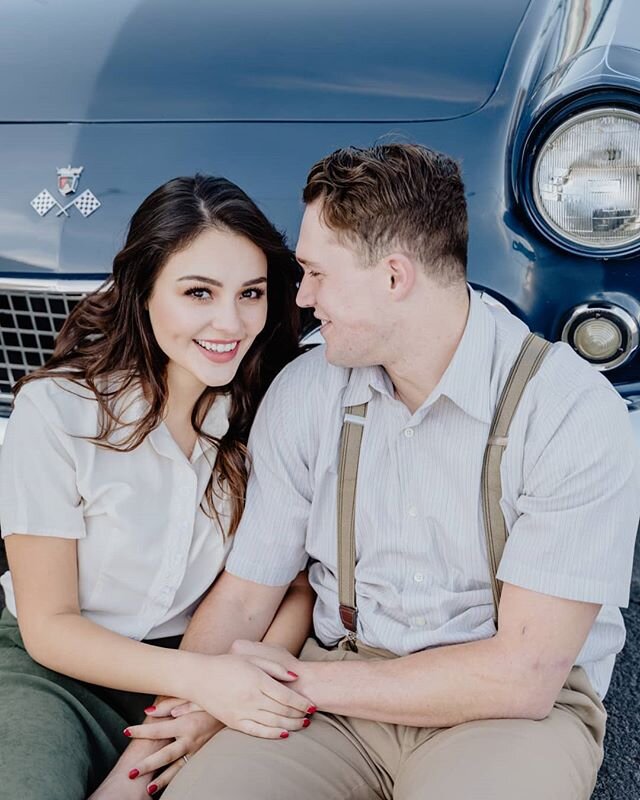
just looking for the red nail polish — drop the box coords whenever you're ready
[128,769,139,780]
[144,705,156,714]
[279,731,289,739]
[306,705,317,714]
[302,718,311,728]
[147,785,158,796]
[123,728,132,737]
[287,670,299,678]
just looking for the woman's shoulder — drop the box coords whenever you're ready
[15,374,97,413]
[13,372,148,445]
[11,375,106,441]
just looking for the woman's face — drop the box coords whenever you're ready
[147,226,268,398]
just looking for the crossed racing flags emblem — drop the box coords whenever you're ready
[31,166,101,218]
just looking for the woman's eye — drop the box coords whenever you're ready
[185,286,212,301]
[240,287,266,300]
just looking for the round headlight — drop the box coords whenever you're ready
[532,107,640,251]
[561,303,639,371]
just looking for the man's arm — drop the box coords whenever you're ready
[292,582,599,726]
[261,571,315,651]
[179,569,292,653]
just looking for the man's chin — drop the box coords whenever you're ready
[323,346,368,370]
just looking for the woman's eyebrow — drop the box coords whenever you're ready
[177,275,267,287]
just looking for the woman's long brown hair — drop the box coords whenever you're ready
[16,175,301,535]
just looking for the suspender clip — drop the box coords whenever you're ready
[339,604,358,633]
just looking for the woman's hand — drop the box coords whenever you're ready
[230,638,302,671]
[124,703,224,796]
[186,652,314,738]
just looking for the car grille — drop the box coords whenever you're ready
[0,279,103,414]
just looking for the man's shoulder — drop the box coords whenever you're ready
[247,346,348,444]
[266,345,350,402]
[484,304,629,464]
[488,301,621,411]
[501,335,632,476]
[533,339,623,412]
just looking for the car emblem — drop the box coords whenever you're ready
[30,166,101,219]
[57,165,83,196]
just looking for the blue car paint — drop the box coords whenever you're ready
[0,0,638,416]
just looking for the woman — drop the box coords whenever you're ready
[0,175,315,799]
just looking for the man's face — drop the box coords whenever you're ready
[295,201,390,368]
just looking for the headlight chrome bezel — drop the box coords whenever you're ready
[521,94,640,258]
[561,302,639,371]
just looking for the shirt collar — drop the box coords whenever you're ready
[425,287,494,424]
[342,364,395,408]
[189,392,231,461]
[341,287,495,424]
[108,379,231,462]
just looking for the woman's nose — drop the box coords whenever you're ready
[209,299,242,335]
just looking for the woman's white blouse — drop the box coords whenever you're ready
[0,377,233,640]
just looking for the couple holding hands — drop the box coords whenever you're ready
[0,144,638,799]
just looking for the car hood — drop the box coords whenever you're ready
[2,0,532,122]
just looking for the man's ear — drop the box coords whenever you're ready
[384,253,416,300]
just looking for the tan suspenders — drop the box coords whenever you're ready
[337,333,552,648]
[337,403,368,647]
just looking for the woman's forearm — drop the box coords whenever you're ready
[21,612,197,700]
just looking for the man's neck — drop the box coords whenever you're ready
[384,288,470,414]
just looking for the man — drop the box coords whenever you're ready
[153,145,639,798]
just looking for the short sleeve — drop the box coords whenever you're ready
[498,384,640,607]
[0,381,86,539]
[225,360,313,586]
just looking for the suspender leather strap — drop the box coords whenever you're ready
[336,333,551,642]
[337,402,367,648]
[481,332,551,624]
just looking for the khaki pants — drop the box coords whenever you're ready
[164,637,606,800]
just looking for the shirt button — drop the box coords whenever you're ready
[414,616,427,626]
[404,427,414,438]
[414,573,424,583]
[408,506,417,518]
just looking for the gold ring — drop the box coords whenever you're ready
[182,754,189,765]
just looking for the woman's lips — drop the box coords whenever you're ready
[193,339,240,363]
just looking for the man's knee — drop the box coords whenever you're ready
[395,713,600,800]
[163,718,381,800]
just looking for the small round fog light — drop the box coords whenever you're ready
[573,318,622,361]
[561,303,639,371]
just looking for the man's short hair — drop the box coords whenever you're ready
[303,143,468,285]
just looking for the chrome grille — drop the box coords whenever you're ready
[0,279,103,414]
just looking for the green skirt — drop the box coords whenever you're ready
[0,608,181,799]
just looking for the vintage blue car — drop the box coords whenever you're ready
[1,0,639,446]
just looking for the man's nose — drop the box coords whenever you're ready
[296,273,315,309]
